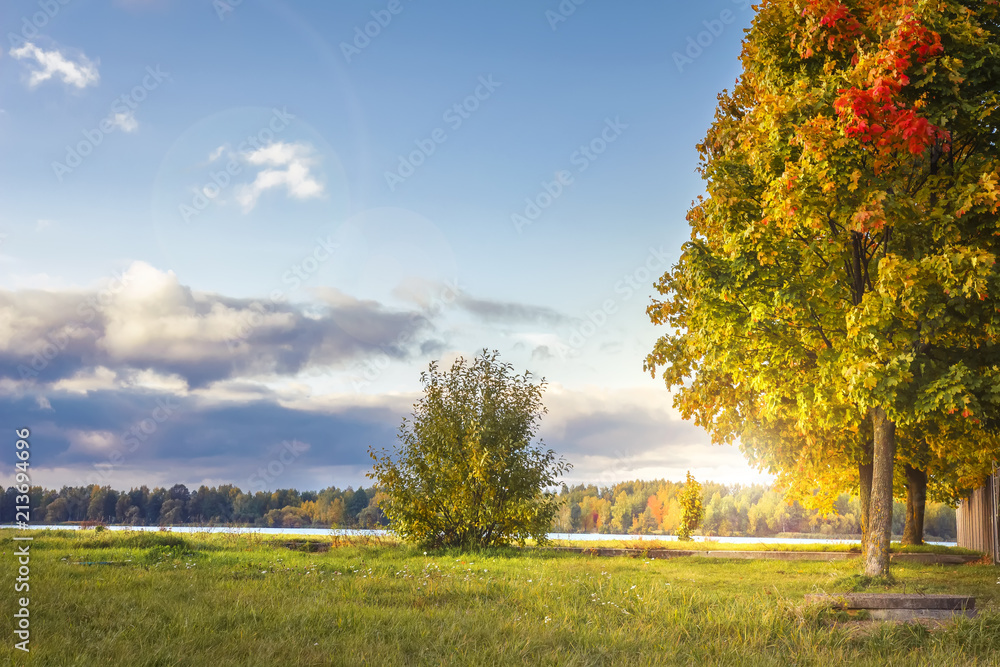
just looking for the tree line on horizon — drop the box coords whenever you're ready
[0,478,957,540]
[1,483,386,529]
[551,480,956,540]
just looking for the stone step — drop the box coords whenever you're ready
[805,594,975,610]
[889,553,979,565]
[804,594,977,621]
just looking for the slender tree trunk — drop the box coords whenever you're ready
[858,432,874,560]
[864,407,897,577]
[859,459,873,558]
[901,464,927,546]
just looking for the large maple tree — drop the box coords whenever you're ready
[647,0,1000,575]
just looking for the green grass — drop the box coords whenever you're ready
[1,529,997,666]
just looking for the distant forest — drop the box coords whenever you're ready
[2,479,958,540]
[551,480,956,540]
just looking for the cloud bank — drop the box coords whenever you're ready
[1,262,428,387]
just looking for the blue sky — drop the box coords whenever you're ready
[0,0,772,493]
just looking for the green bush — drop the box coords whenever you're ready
[678,472,703,541]
[369,350,570,549]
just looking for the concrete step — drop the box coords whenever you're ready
[804,594,977,621]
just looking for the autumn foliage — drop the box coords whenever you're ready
[647,0,1000,575]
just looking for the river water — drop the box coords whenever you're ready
[2,525,957,547]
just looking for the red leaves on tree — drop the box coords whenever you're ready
[800,0,863,53]
[799,2,949,163]
[833,87,941,155]
[898,20,944,63]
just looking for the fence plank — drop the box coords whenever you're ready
[956,473,998,563]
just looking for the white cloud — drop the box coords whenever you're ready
[243,142,308,167]
[66,429,118,454]
[94,262,281,361]
[207,145,226,162]
[234,142,324,212]
[51,367,119,395]
[110,111,138,133]
[9,42,99,89]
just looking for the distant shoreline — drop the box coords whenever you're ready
[1,524,958,547]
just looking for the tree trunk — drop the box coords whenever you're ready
[858,430,874,560]
[864,407,897,577]
[901,464,927,546]
[859,458,873,558]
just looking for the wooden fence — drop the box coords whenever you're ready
[956,470,998,564]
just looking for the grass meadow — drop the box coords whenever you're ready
[0,529,997,666]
